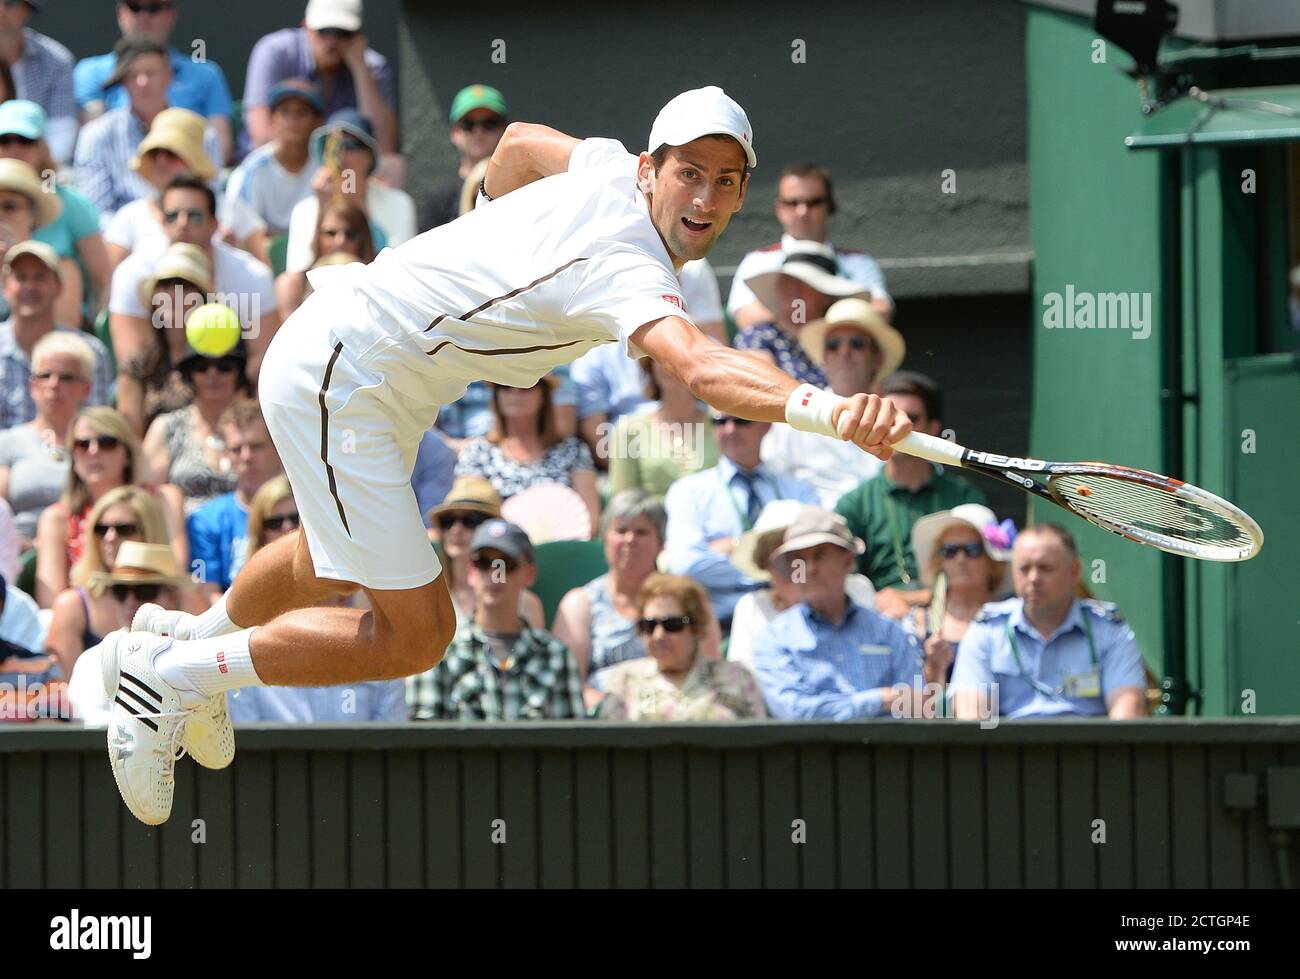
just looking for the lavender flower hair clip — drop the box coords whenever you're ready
[982,518,1017,551]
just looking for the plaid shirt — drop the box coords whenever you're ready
[0,321,113,430]
[407,622,585,721]
[73,106,222,216]
[12,29,77,122]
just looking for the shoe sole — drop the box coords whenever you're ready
[101,633,168,827]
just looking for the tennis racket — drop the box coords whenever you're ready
[893,432,1263,562]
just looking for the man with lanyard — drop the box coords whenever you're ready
[664,408,818,631]
[950,523,1148,720]
[836,371,985,618]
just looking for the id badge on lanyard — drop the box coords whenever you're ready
[1005,614,1099,700]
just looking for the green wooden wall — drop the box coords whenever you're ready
[2,723,1297,889]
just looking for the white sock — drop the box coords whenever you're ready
[155,628,266,705]
[187,593,242,640]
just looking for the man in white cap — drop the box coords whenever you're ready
[101,85,916,826]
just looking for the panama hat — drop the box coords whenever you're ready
[744,241,868,319]
[137,242,213,309]
[131,108,217,182]
[427,476,503,524]
[0,158,60,226]
[90,541,188,589]
[801,297,906,380]
[910,503,1014,594]
[770,507,865,563]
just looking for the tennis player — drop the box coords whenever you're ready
[103,86,913,824]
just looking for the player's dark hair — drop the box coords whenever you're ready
[1019,522,1080,560]
[778,162,836,215]
[882,370,943,424]
[651,135,753,177]
[161,174,216,219]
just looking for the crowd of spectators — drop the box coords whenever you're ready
[0,0,1151,726]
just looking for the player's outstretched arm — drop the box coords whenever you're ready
[632,315,912,461]
[484,123,582,198]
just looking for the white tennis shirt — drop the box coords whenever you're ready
[304,137,694,405]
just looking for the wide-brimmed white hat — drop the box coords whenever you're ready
[910,503,1014,594]
[745,241,868,318]
[801,298,906,381]
[648,86,756,168]
[731,500,810,582]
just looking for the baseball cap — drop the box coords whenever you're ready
[3,240,61,278]
[268,80,324,115]
[309,108,379,172]
[771,508,865,561]
[648,86,756,169]
[0,100,47,140]
[304,0,362,32]
[449,84,508,124]
[469,519,534,564]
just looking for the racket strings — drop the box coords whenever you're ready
[1047,473,1256,549]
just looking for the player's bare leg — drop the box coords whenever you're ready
[226,529,359,626]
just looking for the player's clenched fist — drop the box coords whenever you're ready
[783,383,912,461]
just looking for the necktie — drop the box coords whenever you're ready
[733,469,763,526]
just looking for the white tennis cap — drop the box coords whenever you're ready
[648,86,757,169]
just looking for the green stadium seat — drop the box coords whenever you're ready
[92,307,116,378]
[15,548,36,599]
[531,538,608,630]
[268,234,289,278]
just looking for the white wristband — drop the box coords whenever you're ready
[785,384,842,439]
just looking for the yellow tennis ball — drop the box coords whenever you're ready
[185,303,242,357]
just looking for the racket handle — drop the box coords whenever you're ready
[894,431,966,467]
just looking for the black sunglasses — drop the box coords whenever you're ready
[110,583,163,603]
[710,415,754,428]
[263,513,301,532]
[122,0,173,11]
[0,134,35,147]
[458,117,504,134]
[636,615,692,636]
[825,335,876,353]
[438,512,488,532]
[318,27,358,40]
[182,355,241,376]
[74,435,122,453]
[93,521,142,538]
[471,554,519,574]
[939,542,985,559]
[778,196,828,209]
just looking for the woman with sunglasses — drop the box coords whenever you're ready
[274,200,374,317]
[0,332,92,551]
[553,489,722,710]
[34,405,186,607]
[45,486,169,677]
[606,356,719,499]
[426,476,545,631]
[0,100,110,321]
[905,504,1014,687]
[454,377,601,535]
[140,332,248,515]
[595,573,765,721]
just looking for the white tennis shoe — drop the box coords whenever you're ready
[131,604,236,770]
[102,630,194,826]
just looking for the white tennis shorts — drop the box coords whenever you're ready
[259,288,444,590]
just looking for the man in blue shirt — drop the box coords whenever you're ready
[73,0,233,164]
[187,401,283,605]
[951,523,1148,720]
[752,507,923,719]
[664,409,818,627]
[0,0,77,163]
